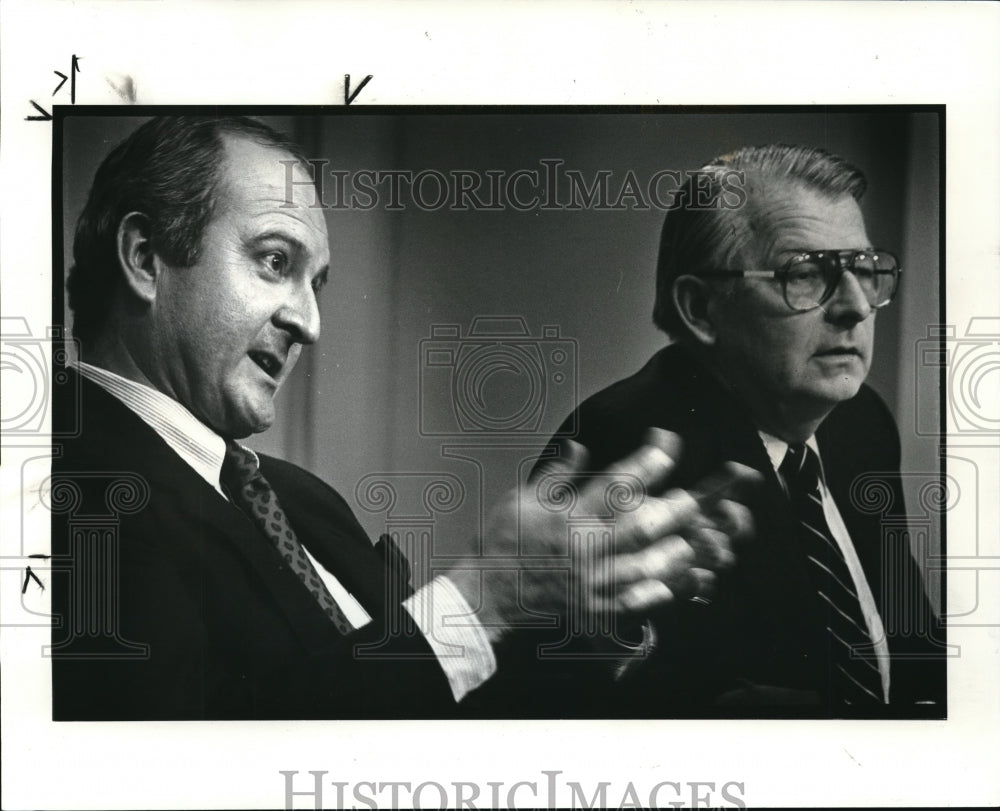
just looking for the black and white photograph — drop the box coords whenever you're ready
[51,108,947,723]
[2,2,998,809]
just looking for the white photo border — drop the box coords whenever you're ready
[2,1,998,809]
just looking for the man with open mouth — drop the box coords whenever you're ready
[49,115,756,720]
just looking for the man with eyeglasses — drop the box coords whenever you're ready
[50,116,759,720]
[534,144,944,717]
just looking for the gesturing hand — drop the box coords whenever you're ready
[447,429,759,645]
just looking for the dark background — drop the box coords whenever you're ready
[60,109,942,607]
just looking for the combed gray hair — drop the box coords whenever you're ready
[652,144,867,337]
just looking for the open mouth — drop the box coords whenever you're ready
[249,350,281,378]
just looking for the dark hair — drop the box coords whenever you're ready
[651,144,868,338]
[67,116,311,345]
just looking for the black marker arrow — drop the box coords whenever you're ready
[22,567,44,594]
[71,54,81,104]
[53,70,68,96]
[344,73,373,105]
[25,101,52,121]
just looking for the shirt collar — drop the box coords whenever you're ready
[757,429,821,475]
[74,361,256,495]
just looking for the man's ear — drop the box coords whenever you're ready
[672,274,718,346]
[116,212,160,304]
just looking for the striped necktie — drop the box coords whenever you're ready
[222,441,350,635]
[780,444,884,706]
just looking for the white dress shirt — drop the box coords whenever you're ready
[758,430,891,702]
[75,362,496,701]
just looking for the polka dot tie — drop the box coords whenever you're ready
[222,441,350,634]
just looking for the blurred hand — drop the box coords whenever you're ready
[447,429,759,644]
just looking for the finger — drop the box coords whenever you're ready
[646,565,717,604]
[621,428,683,492]
[583,429,683,504]
[685,524,737,571]
[690,462,762,510]
[611,487,700,554]
[641,427,683,473]
[597,564,719,614]
[594,534,695,587]
[705,498,754,545]
[534,439,589,480]
[684,567,718,602]
[615,579,675,613]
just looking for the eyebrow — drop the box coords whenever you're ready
[246,230,330,281]
[778,245,877,257]
[246,230,307,253]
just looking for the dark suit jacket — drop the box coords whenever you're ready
[474,344,945,719]
[51,372,456,720]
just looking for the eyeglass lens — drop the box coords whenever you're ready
[784,251,898,310]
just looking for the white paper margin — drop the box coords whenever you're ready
[1,1,998,808]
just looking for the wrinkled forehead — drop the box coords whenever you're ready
[735,178,870,264]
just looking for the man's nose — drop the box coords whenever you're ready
[823,270,872,325]
[274,281,321,344]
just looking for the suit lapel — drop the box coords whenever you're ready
[260,460,394,623]
[293,521,388,617]
[816,416,887,610]
[654,348,825,650]
[660,349,817,600]
[182,485,356,648]
[63,372,349,651]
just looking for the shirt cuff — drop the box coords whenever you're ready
[402,576,498,703]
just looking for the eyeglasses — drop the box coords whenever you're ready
[699,249,901,312]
